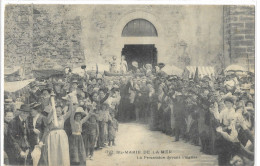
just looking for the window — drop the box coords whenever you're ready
[122,19,158,37]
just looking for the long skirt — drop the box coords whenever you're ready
[69,134,86,164]
[40,129,70,166]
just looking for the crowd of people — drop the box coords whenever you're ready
[4,61,255,166]
[4,66,120,166]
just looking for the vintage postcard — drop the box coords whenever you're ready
[2,1,256,166]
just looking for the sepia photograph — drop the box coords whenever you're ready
[2,1,256,166]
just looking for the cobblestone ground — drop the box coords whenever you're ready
[87,123,218,166]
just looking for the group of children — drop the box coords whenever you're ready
[68,103,118,165]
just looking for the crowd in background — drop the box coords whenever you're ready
[4,62,255,166]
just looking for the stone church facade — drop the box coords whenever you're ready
[4,5,255,74]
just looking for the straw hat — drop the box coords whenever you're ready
[5,98,13,103]
[75,107,86,116]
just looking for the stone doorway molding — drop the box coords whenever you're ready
[110,10,167,63]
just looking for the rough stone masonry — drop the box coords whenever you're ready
[4,5,255,74]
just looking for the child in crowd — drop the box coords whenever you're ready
[82,114,99,160]
[108,112,118,146]
[99,103,112,147]
[69,107,89,166]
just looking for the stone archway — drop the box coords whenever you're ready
[109,11,166,63]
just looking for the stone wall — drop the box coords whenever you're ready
[5,5,255,73]
[71,5,224,69]
[4,5,85,74]
[4,5,33,74]
[223,5,255,71]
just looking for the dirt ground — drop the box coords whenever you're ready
[87,123,218,166]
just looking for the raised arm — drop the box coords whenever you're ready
[100,92,110,104]
[70,105,76,125]
[80,112,90,124]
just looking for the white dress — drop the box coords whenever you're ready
[43,115,70,166]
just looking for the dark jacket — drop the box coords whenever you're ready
[8,116,30,164]
[173,96,186,126]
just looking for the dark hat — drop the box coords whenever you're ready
[157,63,165,69]
[30,82,37,88]
[41,85,51,93]
[30,102,42,110]
[81,65,86,69]
[111,87,120,92]
[20,104,31,112]
[78,84,84,90]
[245,100,254,107]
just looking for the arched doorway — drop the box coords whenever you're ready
[110,11,166,66]
[121,19,158,70]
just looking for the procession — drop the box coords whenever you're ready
[4,60,255,166]
[3,4,255,166]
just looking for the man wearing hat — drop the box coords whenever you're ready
[8,104,31,165]
[172,91,186,142]
[28,82,41,103]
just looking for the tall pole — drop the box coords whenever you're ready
[50,93,58,127]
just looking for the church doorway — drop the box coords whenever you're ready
[120,19,158,71]
[122,44,157,70]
